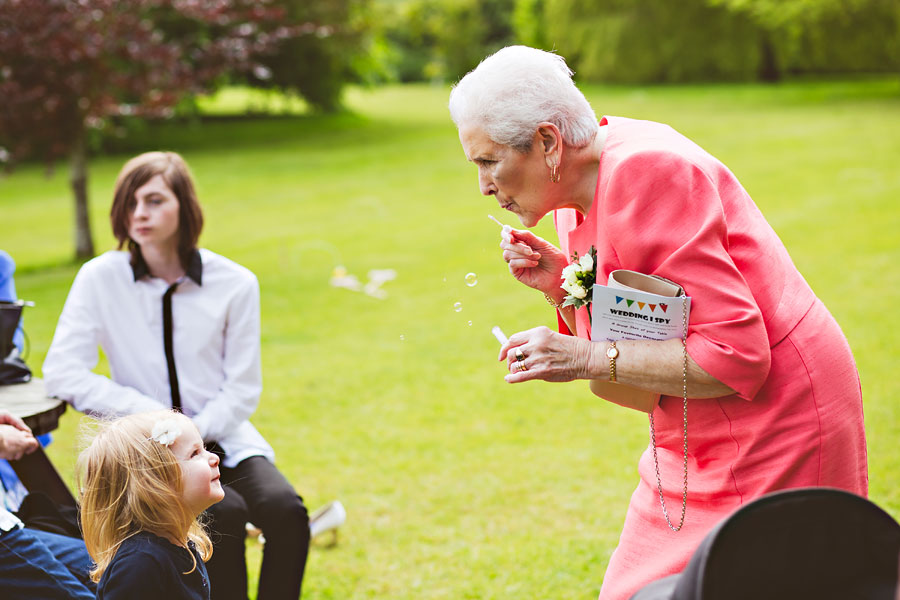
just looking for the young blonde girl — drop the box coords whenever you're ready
[78,410,224,599]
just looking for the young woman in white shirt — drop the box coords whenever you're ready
[44,151,310,600]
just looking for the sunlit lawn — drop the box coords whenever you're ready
[1,77,898,599]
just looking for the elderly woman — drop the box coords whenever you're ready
[449,46,867,600]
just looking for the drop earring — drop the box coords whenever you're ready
[549,163,560,183]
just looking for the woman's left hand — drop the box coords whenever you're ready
[499,326,595,383]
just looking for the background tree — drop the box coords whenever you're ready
[543,0,762,84]
[0,0,332,260]
[512,0,546,49]
[707,0,900,79]
[539,0,899,83]
[369,0,899,85]
[243,0,370,112]
[370,0,515,83]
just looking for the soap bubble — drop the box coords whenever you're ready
[465,272,478,287]
[400,335,405,341]
[453,302,463,313]
[467,320,472,326]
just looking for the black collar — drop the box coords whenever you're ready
[131,249,203,286]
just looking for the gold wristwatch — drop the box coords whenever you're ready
[606,341,619,382]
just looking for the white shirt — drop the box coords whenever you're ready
[0,507,23,533]
[43,250,274,467]
[0,479,23,532]
[1,476,23,532]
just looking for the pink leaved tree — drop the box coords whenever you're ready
[0,0,301,259]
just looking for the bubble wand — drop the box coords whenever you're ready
[488,218,514,347]
[488,214,511,237]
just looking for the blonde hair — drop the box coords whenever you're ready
[77,410,213,583]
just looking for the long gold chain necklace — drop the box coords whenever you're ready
[648,293,689,532]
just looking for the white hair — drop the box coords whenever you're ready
[448,46,599,152]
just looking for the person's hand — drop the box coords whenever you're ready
[500,228,568,297]
[499,326,596,383]
[0,424,39,460]
[0,410,33,434]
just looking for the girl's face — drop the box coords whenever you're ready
[169,417,224,516]
[128,174,181,251]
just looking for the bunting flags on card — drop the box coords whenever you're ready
[614,296,670,313]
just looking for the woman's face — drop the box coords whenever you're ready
[169,415,224,517]
[459,125,553,228]
[128,174,181,250]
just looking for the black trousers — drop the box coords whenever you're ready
[204,451,310,600]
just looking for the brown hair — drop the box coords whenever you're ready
[110,151,204,271]
[77,410,213,583]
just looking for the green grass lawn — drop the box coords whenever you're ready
[1,78,898,599]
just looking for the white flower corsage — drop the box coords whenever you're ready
[560,246,597,310]
[150,418,182,447]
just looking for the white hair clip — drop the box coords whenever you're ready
[149,418,182,447]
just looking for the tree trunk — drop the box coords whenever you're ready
[70,129,94,260]
[758,30,781,82]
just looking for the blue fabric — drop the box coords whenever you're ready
[0,526,95,599]
[0,460,27,511]
[0,250,24,352]
[0,435,53,512]
[0,250,50,504]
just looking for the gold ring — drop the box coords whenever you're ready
[514,348,525,362]
[516,360,528,372]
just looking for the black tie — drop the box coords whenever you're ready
[162,282,182,412]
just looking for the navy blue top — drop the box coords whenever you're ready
[97,531,210,600]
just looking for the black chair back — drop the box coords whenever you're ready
[0,301,22,359]
[631,487,900,600]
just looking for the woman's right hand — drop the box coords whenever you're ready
[500,227,567,296]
